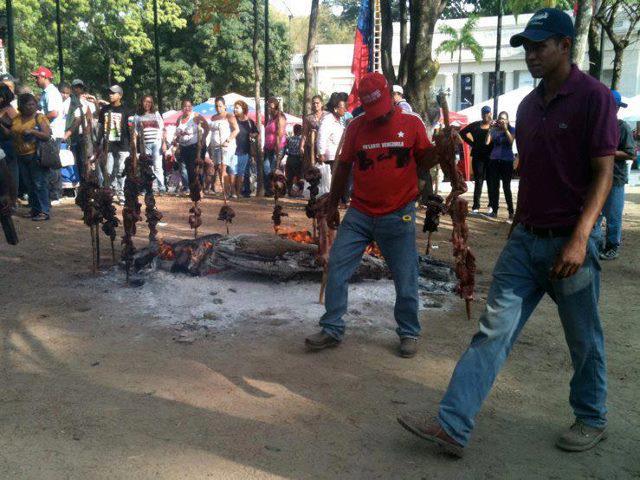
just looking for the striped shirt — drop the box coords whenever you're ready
[134,112,164,145]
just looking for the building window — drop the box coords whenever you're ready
[484,71,505,100]
[515,70,534,89]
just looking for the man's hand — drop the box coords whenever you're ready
[550,236,588,279]
[315,194,340,229]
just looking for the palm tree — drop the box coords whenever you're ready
[436,15,484,110]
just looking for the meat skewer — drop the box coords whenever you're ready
[271,169,288,233]
[212,128,236,235]
[121,124,143,284]
[189,131,204,238]
[138,146,162,245]
[433,91,475,320]
[304,166,322,241]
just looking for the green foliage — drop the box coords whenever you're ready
[289,3,355,53]
[436,15,483,62]
[443,0,573,18]
[7,0,291,110]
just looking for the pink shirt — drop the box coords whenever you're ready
[265,115,286,150]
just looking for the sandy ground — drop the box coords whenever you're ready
[1,184,639,480]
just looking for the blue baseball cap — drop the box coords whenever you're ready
[510,8,575,47]
[481,106,491,115]
[611,90,627,108]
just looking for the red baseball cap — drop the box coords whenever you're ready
[358,72,393,119]
[31,66,53,79]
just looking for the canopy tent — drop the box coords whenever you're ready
[458,86,534,124]
[619,95,640,122]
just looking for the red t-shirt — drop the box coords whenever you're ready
[340,107,433,216]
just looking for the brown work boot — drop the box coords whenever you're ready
[555,420,608,452]
[305,331,341,351]
[399,337,418,358]
[397,412,465,458]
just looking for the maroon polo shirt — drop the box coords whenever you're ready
[516,65,618,228]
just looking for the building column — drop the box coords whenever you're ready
[473,73,483,105]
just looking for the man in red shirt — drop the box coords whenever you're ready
[305,72,438,358]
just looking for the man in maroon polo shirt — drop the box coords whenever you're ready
[398,9,617,457]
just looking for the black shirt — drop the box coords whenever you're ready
[460,121,492,159]
[235,119,258,155]
[98,104,131,151]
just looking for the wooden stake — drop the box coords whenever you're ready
[90,225,97,274]
[465,299,472,321]
[319,268,328,304]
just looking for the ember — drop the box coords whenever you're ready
[277,229,315,244]
[158,240,175,261]
[365,242,382,258]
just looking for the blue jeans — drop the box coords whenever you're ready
[320,202,420,340]
[19,154,50,215]
[263,149,277,195]
[597,184,624,248]
[438,224,606,446]
[144,142,166,191]
[106,150,128,195]
[235,153,250,176]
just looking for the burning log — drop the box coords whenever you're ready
[434,91,476,319]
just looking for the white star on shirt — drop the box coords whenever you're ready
[397,131,405,138]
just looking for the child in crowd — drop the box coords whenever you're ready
[284,124,303,196]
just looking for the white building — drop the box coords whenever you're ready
[292,11,640,111]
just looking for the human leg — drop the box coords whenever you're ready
[485,160,499,214]
[148,142,165,192]
[24,155,51,216]
[601,185,625,249]
[500,161,514,216]
[438,226,545,446]
[373,202,420,339]
[543,235,607,429]
[471,157,486,211]
[318,207,373,340]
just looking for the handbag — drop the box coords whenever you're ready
[37,136,62,169]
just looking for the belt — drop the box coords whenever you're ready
[521,224,574,238]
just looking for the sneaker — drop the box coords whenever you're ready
[471,209,480,215]
[486,207,493,215]
[555,420,607,452]
[157,221,168,227]
[599,247,619,260]
[50,199,62,206]
[483,211,497,219]
[399,337,418,358]
[305,331,341,351]
[397,412,465,458]
[32,213,50,222]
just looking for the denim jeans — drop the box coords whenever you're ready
[597,184,624,248]
[106,150,128,196]
[144,141,166,191]
[19,154,50,215]
[263,149,277,195]
[320,202,420,340]
[235,153,250,177]
[438,224,606,446]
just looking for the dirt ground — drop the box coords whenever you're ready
[1,185,639,480]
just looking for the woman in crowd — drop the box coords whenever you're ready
[208,97,239,198]
[0,84,19,202]
[317,94,346,188]
[263,97,286,196]
[460,105,493,215]
[4,93,52,220]
[233,100,258,198]
[174,99,209,194]
[300,94,324,172]
[134,95,166,192]
[485,111,516,219]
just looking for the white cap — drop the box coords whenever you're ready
[392,85,404,95]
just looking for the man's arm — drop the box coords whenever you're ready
[550,155,613,279]
[325,161,352,229]
[459,124,474,147]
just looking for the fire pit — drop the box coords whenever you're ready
[132,232,457,290]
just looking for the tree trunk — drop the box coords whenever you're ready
[588,17,602,79]
[398,0,409,86]
[611,46,624,89]
[252,0,265,197]
[380,0,396,85]
[404,0,446,117]
[572,0,592,69]
[302,0,320,117]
